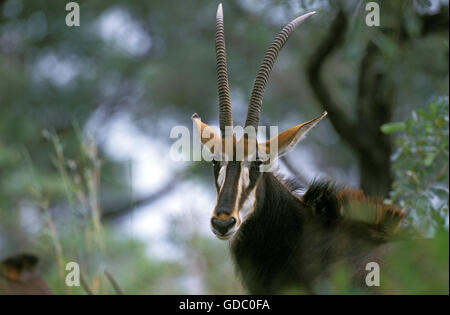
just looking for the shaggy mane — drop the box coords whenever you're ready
[280,178,406,240]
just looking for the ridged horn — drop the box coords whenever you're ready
[216,3,233,135]
[244,11,316,133]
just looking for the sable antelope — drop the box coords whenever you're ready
[192,4,405,294]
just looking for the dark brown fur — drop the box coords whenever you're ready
[230,173,404,294]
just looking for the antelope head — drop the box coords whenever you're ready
[192,4,327,240]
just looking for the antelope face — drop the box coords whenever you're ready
[189,123,264,239]
[190,4,324,240]
[193,112,326,240]
[210,159,261,239]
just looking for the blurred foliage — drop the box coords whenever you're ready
[320,100,450,294]
[323,229,449,294]
[383,228,448,294]
[382,97,449,234]
[17,130,242,294]
[378,97,449,294]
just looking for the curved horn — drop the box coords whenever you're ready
[244,11,316,132]
[216,3,233,135]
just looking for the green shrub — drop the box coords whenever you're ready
[382,97,449,234]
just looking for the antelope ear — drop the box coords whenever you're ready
[192,113,222,154]
[259,111,327,158]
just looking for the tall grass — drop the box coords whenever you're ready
[25,128,109,294]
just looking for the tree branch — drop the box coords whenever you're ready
[356,42,377,118]
[306,10,369,154]
[101,177,181,221]
[421,7,449,36]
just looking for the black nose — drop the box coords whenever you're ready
[211,217,236,235]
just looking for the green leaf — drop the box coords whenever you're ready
[417,108,430,120]
[381,122,406,134]
[429,101,439,119]
[436,116,445,128]
[424,152,438,167]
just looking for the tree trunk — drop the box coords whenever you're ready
[358,149,392,198]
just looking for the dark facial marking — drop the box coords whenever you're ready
[215,161,241,216]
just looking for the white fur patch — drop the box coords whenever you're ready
[239,187,256,222]
[217,165,226,190]
[242,167,250,188]
[237,165,256,222]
